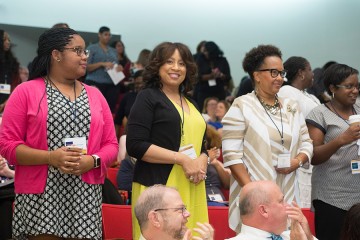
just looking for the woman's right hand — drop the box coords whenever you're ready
[48,147,81,174]
[180,154,206,184]
[338,124,360,146]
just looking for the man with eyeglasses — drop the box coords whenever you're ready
[134,185,214,240]
[226,181,317,240]
[85,26,120,112]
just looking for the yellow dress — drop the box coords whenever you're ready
[132,98,208,240]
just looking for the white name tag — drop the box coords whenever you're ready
[208,79,216,87]
[208,194,223,202]
[277,153,291,168]
[179,144,197,160]
[64,136,87,154]
[0,84,11,94]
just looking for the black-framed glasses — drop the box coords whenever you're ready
[336,84,360,91]
[63,47,90,57]
[154,206,188,217]
[257,69,287,78]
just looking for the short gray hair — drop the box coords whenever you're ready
[134,185,175,229]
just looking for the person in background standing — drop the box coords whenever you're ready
[306,64,360,240]
[85,26,120,112]
[278,56,320,208]
[195,41,231,110]
[0,30,21,113]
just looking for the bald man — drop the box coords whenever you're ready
[226,181,317,240]
[134,185,214,240]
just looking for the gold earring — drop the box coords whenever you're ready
[56,58,60,62]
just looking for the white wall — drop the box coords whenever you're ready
[1,0,360,85]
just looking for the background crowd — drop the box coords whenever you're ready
[0,23,360,240]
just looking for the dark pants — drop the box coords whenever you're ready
[313,199,347,240]
[0,183,15,240]
[85,80,119,113]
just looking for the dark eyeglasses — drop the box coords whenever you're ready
[256,69,287,78]
[154,206,188,217]
[63,47,89,57]
[336,84,360,91]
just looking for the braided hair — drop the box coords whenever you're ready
[283,56,308,85]
[29,27,78,80]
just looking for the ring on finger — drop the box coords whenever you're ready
[189,176,194,181]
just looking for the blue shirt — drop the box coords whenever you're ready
[85,43,118,84]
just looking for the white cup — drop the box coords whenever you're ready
[348,114,360,126]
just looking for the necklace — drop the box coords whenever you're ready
[255,92,280,115]
[45,76,77,120]
[329,101,356,125]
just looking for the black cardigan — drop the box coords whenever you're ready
[126,87,207,186]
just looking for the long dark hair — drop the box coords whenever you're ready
[143,42,197,93]
[0,30,20,91]
[29,27,78,80]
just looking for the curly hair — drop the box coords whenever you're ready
[242,44,282,82]
[143,42,197,92]
[283,56,309,85]
[323,63,359,95]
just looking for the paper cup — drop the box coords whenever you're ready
[349,114,360,126]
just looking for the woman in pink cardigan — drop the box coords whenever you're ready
[0,28,118,239]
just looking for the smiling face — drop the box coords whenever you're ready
[159,49,187,90]
[215,102,227,120]
[254,56,285,98]
[115,41,124,55]
[160,189,190,239]
[332,74,359,106]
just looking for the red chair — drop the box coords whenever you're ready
[107,167,119,189]
[301,208,315,236]
[102,203,132,240]
[208,206,236,240]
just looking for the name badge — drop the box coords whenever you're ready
[351,159,360,174]
[64,136,87,154]
[277,153,291,168]
[179,144,197,160]
[0,84,11,94]
[208,194,223,202]
[208,79,216,87]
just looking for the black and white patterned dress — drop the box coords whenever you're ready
[13,82,102,239]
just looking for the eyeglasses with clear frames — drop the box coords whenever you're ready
[154,206,188,217]
[63,47,90,57]
[257,69,287,78]
[336,84,360,91]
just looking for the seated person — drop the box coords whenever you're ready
[227,180,317,240]
[340,203,360,240]
[205,125,230,206]
[134,185,214,240]
[0,156,15,240]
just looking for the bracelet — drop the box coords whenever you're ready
[92,155,96,168]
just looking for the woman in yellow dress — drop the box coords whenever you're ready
[126,42,209,240]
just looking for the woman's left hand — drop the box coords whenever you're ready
[69,155,94,176]
[275,158,299,174]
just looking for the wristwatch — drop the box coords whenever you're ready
[92,155,101,168]
[297,158,304,168]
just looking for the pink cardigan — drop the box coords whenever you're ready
[0,78,118,193]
